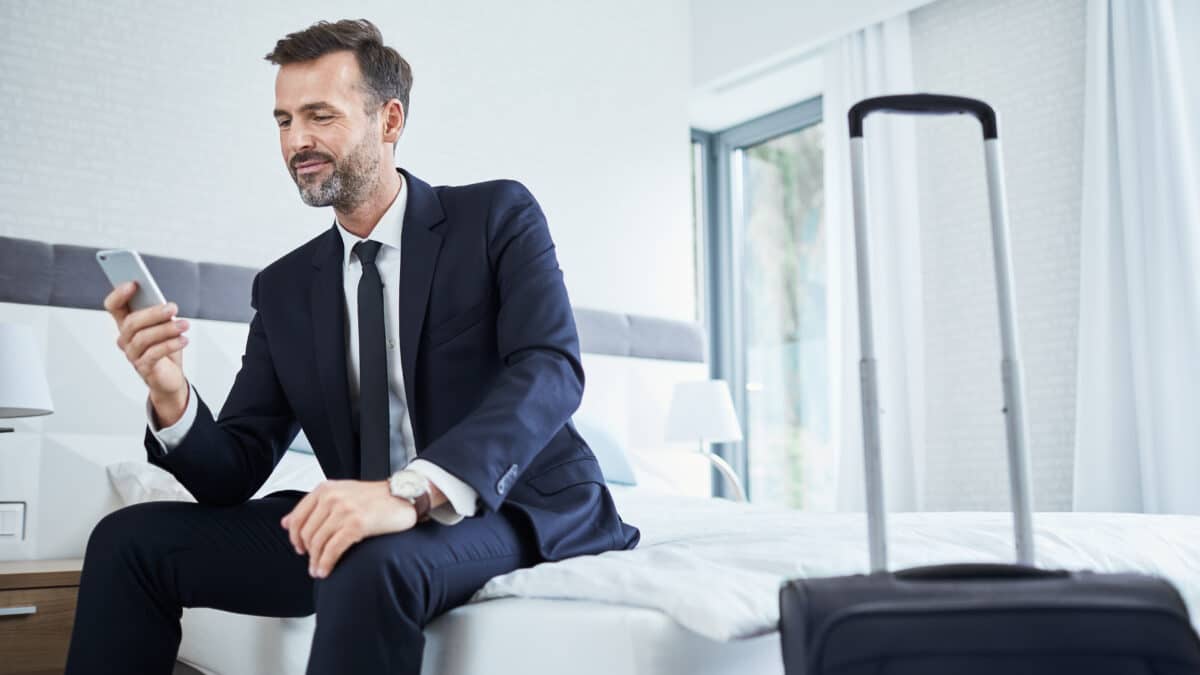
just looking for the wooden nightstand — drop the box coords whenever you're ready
[0,558,83,675]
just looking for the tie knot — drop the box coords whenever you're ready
[353,240,383,265]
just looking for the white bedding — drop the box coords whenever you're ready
[108,458,1200,655]
[475,486,1200,642]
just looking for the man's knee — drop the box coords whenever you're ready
[316,533,432,623]
[86,501,184,560]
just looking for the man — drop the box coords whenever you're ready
[65,18,639,675]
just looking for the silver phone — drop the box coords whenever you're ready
[95,249,169,312]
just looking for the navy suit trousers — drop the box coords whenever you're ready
[64,490,542,674]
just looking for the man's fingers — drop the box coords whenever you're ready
[118,302,173,350]
[118,302,178,350]
[126,317,189,360]
[124,322,188,370]
[300,498,335,558]
[126,315,187,351]
[103,281,137,324]
[285,486,323,554]
[314,531,356,579]
[307,512,340,576]
[133,336,190,376]
[286,504,309,554]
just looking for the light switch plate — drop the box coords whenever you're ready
[0,502,26,540]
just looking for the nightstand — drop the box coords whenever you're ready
[0,558,83,675]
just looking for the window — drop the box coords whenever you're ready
[690,137,708,325]
[693,98,826,508]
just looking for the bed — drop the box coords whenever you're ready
[104,446,792,675]
[3,233,1199,675]
[110,454,1200,675]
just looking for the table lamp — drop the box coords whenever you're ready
[665,379,746,501]
[0,323,54,432]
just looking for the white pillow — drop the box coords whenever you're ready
[106,461,193,504]
[106,451,327,506]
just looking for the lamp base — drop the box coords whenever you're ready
[699,442,747,502]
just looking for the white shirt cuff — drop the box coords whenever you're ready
[145,384,197,454]
[405,458,480,526]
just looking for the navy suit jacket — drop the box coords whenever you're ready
[144,169,640,562]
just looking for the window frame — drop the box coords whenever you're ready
[693,95,824,501]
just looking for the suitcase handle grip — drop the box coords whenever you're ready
[848,94,997,139]
[894,563,1068,582]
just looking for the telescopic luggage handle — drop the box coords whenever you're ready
[848,93,998,138]
[847,94,1035,573]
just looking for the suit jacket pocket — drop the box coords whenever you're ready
[426,297,491,347]
[526,457,606,496]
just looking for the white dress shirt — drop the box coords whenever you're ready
[147,173,480,525]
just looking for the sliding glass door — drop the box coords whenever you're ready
[695,98,827,509]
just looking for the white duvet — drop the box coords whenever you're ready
[473,487,1200,642]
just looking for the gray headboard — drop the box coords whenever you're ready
[0,235,705,363]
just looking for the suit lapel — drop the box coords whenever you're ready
[309,227,357,479]
[398,168,446,450]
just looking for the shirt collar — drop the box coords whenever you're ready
[335,170,407,269]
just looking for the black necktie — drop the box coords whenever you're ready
[353,240,391,481]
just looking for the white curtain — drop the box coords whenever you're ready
[821,15,926,513]
[1073,0,1200,513]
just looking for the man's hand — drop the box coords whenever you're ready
[280,480,418,578]
[103,280,191,426]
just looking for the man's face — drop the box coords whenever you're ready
[273,51,384,211]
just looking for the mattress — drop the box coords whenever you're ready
[178,596,782,675]
[483,488,1200,641]
[174,482,1200,674]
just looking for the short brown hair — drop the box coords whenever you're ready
[265,19,412,121]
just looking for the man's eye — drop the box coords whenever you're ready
[313,115,333,122]
[277,120,291,129]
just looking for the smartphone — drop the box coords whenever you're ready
[96,249,169,312]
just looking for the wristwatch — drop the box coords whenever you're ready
[388,470,433,523]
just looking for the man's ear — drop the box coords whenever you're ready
[382,99,404,144]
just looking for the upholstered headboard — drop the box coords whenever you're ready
[0,235,705,363]
[0,235,712,561]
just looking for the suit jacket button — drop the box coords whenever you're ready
[495,463,519,495]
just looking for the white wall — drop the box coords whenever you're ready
[690,0,935,86]
[0,0,695,321]
[911,0,1086,511]
[688,0,937,131]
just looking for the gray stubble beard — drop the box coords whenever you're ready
[294,132,381,213]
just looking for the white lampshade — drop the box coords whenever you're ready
[664,380,742,444]
[0,323,54,418]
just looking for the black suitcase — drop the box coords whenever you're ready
[777,94,1200,675]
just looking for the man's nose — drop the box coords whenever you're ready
[287,124,316,156]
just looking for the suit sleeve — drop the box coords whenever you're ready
[416,181,585,513]
[145,382,199,452]
[143,272,300,506]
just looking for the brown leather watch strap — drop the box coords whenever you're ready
[413,491,432,523]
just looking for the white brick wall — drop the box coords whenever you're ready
[0,0,695,320]
[910,0,1085,510]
